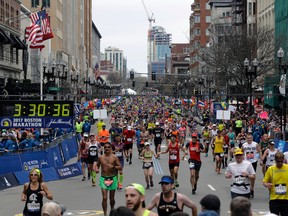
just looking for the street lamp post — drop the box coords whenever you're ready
[244,58,259,115]
[277,47,288,140]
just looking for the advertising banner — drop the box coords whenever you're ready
[47,145,63,168]
[20,151,50,171]
[56,162,82,179]
[0,173,19,190]
[59,140,70,163]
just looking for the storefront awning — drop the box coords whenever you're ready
[0,29,11,44]
[10,34,26,50]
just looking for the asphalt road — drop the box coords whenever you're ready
[1,140,271,216]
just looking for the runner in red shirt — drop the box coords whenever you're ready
[158,134,185,188]
[184,133,205,194]
[123,125,136,165]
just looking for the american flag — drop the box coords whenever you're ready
[94,63,100,79]
[25,10,53,49]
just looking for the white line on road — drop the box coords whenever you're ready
[208,184,216,191]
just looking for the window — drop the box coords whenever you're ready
[226,12,230,17]
[206,29,210,36]
[42,0,50,8]
[206,3,210,10]
[248,2,252,15]
[206,16,211,23]
[195,28,200,36]
[194,15,200,23]
[31,0,39,8]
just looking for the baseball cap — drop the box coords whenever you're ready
[200,194,221,212]
[2,132,7,137]
[83,133,89,137]
[102,124,106,127]
[144,142,150,146]
[234,148,243,156]
[192,133,198,138]
[269,139,275,145]
[159,175,174,184]
[128,126,132,130]
[90,133,95,137]
[126,183,145,196]
[155,122,160,126]
[213,124,217,127]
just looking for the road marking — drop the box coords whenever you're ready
[153,156,163,175]
[207,184,216,191]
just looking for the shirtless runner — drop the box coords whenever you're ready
[96,142,122,216]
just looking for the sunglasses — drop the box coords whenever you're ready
[104,146,111,149]
[30,174,39,177]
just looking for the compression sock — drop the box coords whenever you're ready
[129,153,132,162]
[119,174,123,184]
[91,171,96,182]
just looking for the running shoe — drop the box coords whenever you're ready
[118,183,122,190]
[192,189,196,194]
[146,184,150,189]
[129,161,132,165]
[250,190,254,199]
[92,181,96,187]
[150,181,154,187]
[174,180,179,188]
[82,176,86,181]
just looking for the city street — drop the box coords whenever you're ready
[1,142,270,216]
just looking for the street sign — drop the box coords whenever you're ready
[254,105,263,113]
[48,87,61,91]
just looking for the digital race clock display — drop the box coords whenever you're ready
[0,101,74,117]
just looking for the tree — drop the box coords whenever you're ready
[202,26,277,99]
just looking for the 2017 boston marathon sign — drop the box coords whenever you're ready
[0,101,74,129]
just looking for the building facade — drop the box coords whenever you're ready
[104,46,123,75]
[147,25,171,79]
[189,0,211,76]
[257,0,274,30]
[0,0,26,83]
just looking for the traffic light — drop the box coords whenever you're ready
[152,71,156,80]
[132,80,135,87]
[130,71,134,80]
[146,81,148,87]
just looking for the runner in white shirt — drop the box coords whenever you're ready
[225,148,255,199]
[241,133,260,199]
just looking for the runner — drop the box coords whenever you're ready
[184,133,205,194]
[77,132,90,181]
[211,130,224,174]
[222,129,230,169]
[123,125,136,164]
[147,175,197,216]
[158,134,185,188]
[140,142,158,189]
[210,124,218,161]
[111,134,125,190]
[125,183,158,216]
[225,148,256,199]
[241,133,260,199]
[96,142,122,216]
[227,127,236,161]
[201,126,210,157]
[21,168,53,216]
[98,124,110,154]
[260,140,278,174]
[152,122,164,155]
[259,133,269,176]
[87,133,100,187]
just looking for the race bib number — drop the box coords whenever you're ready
[156,134,161,138]
[27,201,40,212]
[127,138,132,142]
[189,162,195,169]
[246,152,254,159]
[115,151,122,157]
[104,179,114,187]
[234,176,246,184]
[223,145,228,148]
[170,154,177,160]
[275,184,287,195]
[144,162,151,168]
[90,150,97,156]
[220,153,224,157]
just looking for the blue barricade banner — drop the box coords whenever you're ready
[60,139,71,162]
[14,167,59,185]
[68,136,78,157]
[56,162,82,179]
[0,173,19,190]
[47,145,63,168]
[20,151,50,171]
[58,142,67,164]
[0,154,22,175]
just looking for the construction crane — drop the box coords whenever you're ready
[141,0,155,29]
[141,0,155,79]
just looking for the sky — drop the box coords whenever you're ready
[92,0,193,74]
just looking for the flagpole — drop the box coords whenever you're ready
[40,51,43,100]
